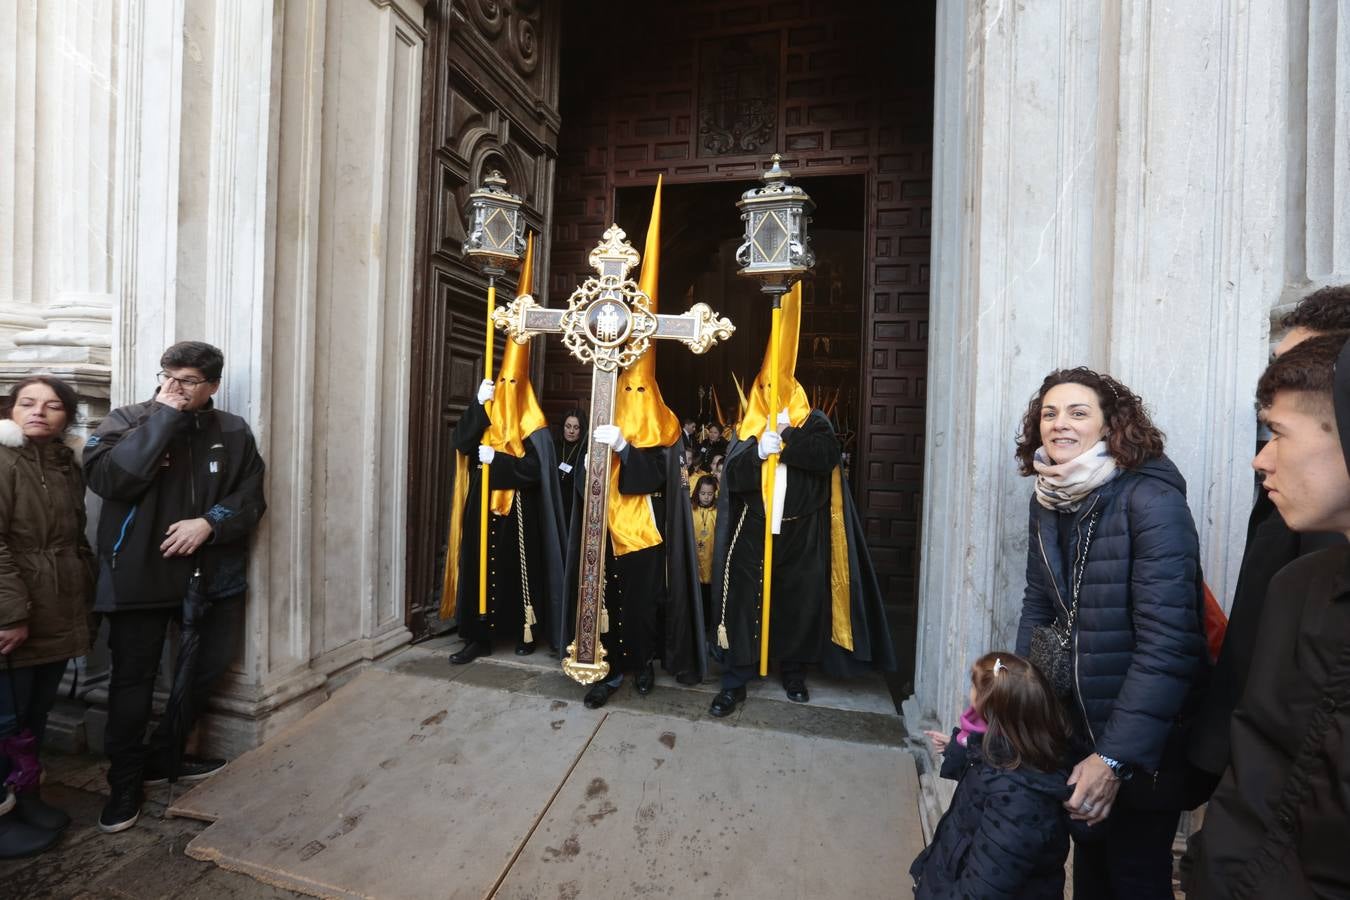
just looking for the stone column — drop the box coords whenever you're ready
[172,0,428,755]
[0,0,114,426]
[910,0,1289,782]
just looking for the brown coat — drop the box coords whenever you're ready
[0,424,96,668]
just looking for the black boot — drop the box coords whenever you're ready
[0,808,60,859]
[14,791,70,832]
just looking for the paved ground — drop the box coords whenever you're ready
[1,638,922,899]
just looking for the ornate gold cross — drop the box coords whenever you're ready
[492,225,734,684]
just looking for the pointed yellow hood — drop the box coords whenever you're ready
[740,281,811,438]
[613,176,681,449]
[484,233,548,514]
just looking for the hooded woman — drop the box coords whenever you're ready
[441,235,568,662]
[708,283,895,717]
[0,376,95,858]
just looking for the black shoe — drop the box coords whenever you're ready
[782,677,809,703]
[514,640,537,656]
[635,662,655,695]
[584,682,617,709]
[675,671,701,686]
[449,641,491,665]
[0,809,60,859]
[14,791,70,832]
[709,687,746,718]
[143,755,227,787]
[97,787,142,834]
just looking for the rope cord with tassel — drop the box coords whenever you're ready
[515,494,536,643]
[716,504,750,650]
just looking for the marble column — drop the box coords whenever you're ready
[909,0,1289,809]
[0,0,117,430]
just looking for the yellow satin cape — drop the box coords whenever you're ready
[608,177,678,556]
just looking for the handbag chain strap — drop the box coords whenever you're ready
[1062,511,1100,640]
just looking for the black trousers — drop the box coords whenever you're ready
[0,659,67,785]
[104,599,244,791]
[720,660,807,690]
[1073,804,1182,900]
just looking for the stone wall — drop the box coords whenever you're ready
[909,0,1349,740]
[0,0,429,755]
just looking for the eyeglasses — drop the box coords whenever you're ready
[157,371,212,389]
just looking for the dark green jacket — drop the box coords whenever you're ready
[0,422,96,667]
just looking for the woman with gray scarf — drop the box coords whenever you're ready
[1013,367,1208,900]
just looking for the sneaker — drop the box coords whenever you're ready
[143,755,227,786]
[98,787,142,834]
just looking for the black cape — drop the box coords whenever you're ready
[563,441,707,679]
[450,402,569,651]
[711,410,895,676]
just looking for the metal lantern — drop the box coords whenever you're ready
[464,170,526,275]
[735,154,815,293]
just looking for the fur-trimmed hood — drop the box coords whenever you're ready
[0,417,86,461]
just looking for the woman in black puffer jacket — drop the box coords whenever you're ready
[1013,367,1207,900]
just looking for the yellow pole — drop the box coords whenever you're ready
[479,277,496,617]
[759,299,782,677]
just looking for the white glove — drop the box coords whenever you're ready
[593,424,628,453]
[478,444,495,464]
[477,379,495,405]
[758,430,783,459]
[775,407,791,434]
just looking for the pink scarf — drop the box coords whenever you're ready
[956,706,987,747]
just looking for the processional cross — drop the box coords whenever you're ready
[492,225,735,685]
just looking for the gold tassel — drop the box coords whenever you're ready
[523,622,533,643]
[525,603,537,626]
[717,622,730,650]
[600,605,610,633]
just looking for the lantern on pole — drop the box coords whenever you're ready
[734,154,815,676]
[464,171,525,618]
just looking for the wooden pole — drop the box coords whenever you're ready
[479,276,496,617]
[759,294,783,677]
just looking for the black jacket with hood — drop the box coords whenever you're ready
[910,732,1076,900]
[1015,455,1208,803]
[85,397,266,611]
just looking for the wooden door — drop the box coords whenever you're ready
[406,1,562,638]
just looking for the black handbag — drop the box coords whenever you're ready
[1028,512,1099,700]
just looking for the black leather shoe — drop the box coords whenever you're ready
[709,687,746,718]
[449,641,491,665]
[675,671,701,686]
[514,640,536,656]
[14,791,70,832]
[782,677,809,703]
[635,662,655,695]
[584,682,618,709]
[97,786,142,835]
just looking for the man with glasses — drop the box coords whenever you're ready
[84,341,266,833]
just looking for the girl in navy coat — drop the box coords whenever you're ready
[910,652,1080,899]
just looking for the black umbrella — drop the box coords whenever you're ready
[160,566,211,790]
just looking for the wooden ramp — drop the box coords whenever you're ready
[172,645,924,900]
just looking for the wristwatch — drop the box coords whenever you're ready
[1096,752,1131,780]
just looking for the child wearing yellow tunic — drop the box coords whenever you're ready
[691,475,718,628]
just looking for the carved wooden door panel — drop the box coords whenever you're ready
[407,1,561,638]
